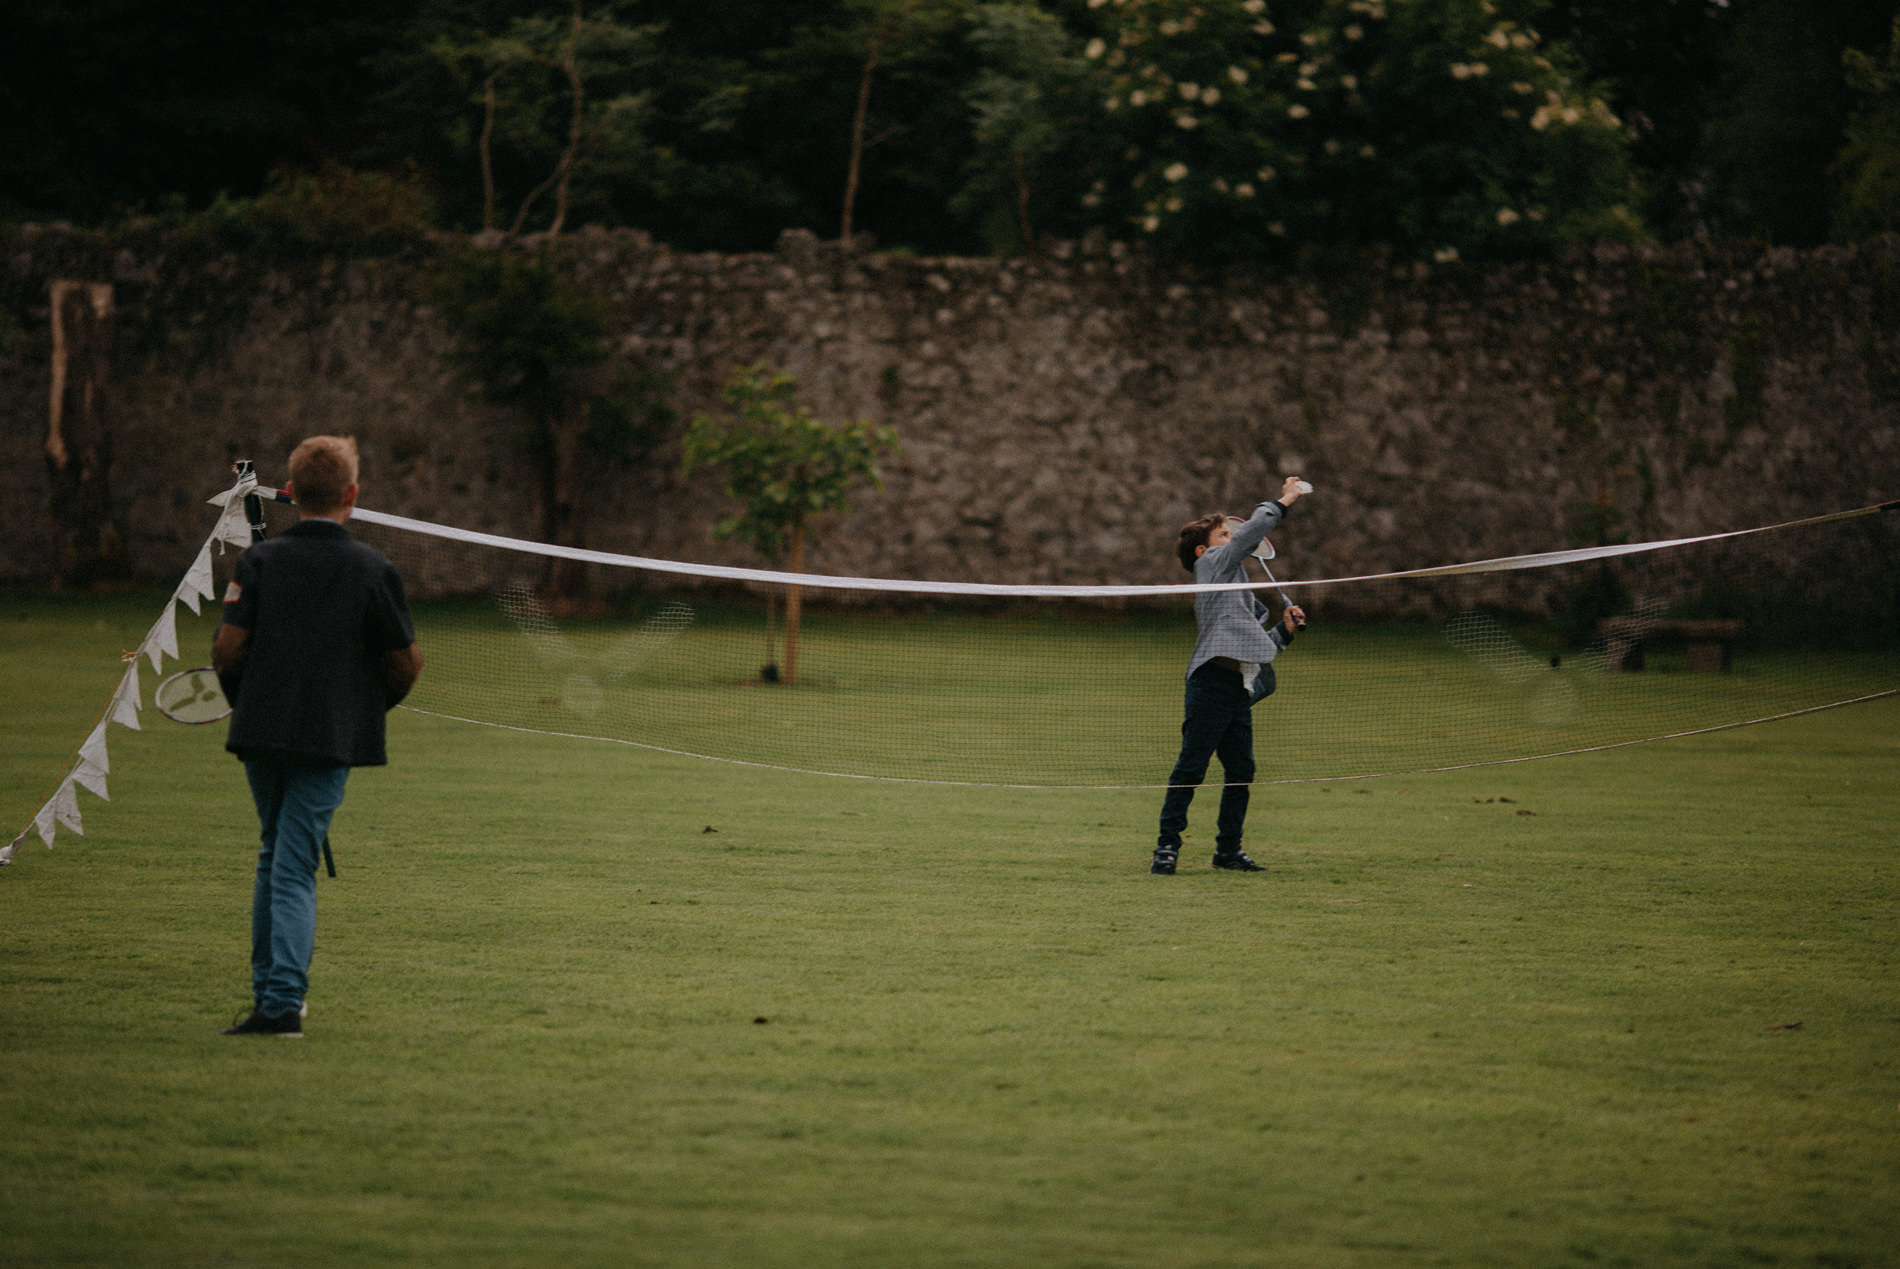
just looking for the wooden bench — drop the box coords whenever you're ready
[1599,617,1745,673]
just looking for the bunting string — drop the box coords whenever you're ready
[3,472,255,865]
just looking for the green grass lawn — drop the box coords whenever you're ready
[412,597,1899,786]
[3,591,1897,1266]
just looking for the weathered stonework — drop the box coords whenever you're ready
[3,224,1896,604]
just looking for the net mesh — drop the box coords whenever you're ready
[298,503,1900,788]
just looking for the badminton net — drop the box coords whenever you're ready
[310,499,1900,788]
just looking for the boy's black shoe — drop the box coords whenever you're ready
[1211,850,1264,872]
[1150,849,1178,875]
[222,1008,304,1037]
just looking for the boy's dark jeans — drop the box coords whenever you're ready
[1157,662,1256,854]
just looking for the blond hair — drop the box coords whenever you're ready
[287,435,360,513]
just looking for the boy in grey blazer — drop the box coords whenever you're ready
[1152,476,1308,874]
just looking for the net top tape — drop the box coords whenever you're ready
[348,502,1893,600]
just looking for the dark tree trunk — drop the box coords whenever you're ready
[841,40,880,242]
[45,281,125,589]
[783,523,805,685]
[542,401,591,613]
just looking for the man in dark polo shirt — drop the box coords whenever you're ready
[213,435,423,1037]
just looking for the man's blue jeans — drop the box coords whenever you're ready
[243,756,349,1017]
[1157,662,1256,855]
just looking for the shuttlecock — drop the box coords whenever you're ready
[1294,479,1314,494]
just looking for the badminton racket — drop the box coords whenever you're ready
[154,667,232,723]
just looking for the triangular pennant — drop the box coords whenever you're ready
[79,721,110,774]
[72,758,109,801]
[205,470,256,508]
[179,544,215,614]
[33,801,57,847]
[52,780,83,834]
[109,662,142,731]
[214,501,253,552]
[143,600,179,672]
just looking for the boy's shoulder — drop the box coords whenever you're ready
[1194,545,1243,582]
[240,525,393,574]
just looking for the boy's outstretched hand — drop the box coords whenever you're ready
[1279,475,1307,505]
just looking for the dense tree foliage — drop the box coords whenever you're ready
[1702,0,1896,247]
[1834,17,1900,242]
[1540,0,1733,239]
[2,0,1895,257]
[1074,0,1636,261]
[431,245,673,601]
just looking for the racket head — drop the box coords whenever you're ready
[154,667,231,724]
[1222,516,1276,561]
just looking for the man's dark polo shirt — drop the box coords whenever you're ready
[219,519,416,767]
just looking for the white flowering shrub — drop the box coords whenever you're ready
[1076,0,1637,259]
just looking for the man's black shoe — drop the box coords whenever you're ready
[1150,849,1178,875]
[1211,851,1265,872]
[222,1008,303,1037]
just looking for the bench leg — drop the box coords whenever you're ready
[1687,640,1732,673]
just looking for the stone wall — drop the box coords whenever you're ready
[3,223,1897,605]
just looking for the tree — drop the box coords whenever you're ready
[433,246,672,609]
[428,0,659,235]
[836,0,965,241]
[1073,0,1639,261]
[1703,0,1894,246]
[376,0,990,253]
[681,366,898,685]
[1833,16,1900,242]
[956,3,1103,254]
[1541,0,1735,239]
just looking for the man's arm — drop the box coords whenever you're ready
[212,623,249,703]
[384,643,423,708]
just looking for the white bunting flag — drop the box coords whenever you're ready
[0,835,21,864]
[79,721,110,773]
[179,544,215,615]
[72,756,109,801]
[143,599,179,671]
[205,468,256,509]
[215,500,254,552]
[52,780,83,835]
[33,800,57,847]
[108,662,142,731]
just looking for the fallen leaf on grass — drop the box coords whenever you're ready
[1765,1020,1803,1031]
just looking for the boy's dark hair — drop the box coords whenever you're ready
[1176,512,1226,573]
